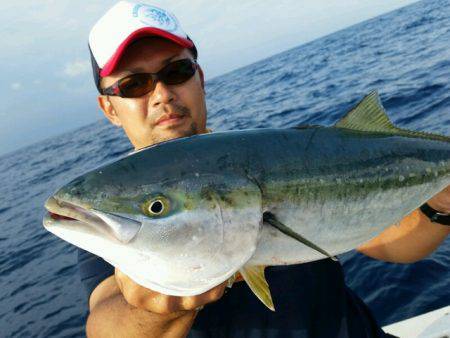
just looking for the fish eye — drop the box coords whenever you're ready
[142,196,170,217]
[150,200,164,214]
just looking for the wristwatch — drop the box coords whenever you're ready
[419,203,450,225]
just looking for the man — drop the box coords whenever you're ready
[82,2,450,337]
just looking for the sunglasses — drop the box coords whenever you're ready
[101,59,198,98]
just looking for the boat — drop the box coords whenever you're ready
[382,305,450,338]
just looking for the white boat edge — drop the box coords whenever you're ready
[382,305,450,338]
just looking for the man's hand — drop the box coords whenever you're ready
[86,269,228,338]
[114,268,228,315]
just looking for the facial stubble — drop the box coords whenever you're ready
[150,104,198,145]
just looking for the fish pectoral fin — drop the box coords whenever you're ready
[334,90,450,142]
[263,211,337,261]
[239,265,275,311]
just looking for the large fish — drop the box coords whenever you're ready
[44,92,450,310]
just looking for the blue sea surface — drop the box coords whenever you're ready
[1,0,449,336]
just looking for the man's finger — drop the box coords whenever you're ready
[115,268,228,314]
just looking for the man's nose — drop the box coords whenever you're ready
[150,81,174,106]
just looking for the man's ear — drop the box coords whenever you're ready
[98,95,122,127]
[198,66,205,91]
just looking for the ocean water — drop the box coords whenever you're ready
[1,0,449,336]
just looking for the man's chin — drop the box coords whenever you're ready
[152,123,198,144]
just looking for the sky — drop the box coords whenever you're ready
[0,0,418,156]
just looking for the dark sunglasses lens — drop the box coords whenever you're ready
[119,73,154,98]
[161,60,196,85]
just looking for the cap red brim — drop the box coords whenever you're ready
[99,27,194,77]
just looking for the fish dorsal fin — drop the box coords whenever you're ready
[334,91,395,133]
[239,265,275,311]
[334,90,450,143]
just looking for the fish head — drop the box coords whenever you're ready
[44,169,262,296]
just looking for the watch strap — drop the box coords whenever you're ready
[419,203,450,225]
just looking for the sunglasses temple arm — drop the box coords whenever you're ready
[102,84,121,96]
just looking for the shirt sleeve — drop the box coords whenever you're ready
[77,248,114,299]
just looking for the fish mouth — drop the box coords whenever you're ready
[45,196,97,224]
[44,196,142,243]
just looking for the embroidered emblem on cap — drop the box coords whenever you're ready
[132,4,178,32]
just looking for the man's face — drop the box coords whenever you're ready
[99,38,207,149]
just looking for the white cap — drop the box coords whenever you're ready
[89,1,195,78]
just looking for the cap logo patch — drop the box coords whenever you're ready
[132,4,178,32]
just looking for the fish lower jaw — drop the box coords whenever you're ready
[118,268,236,297]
